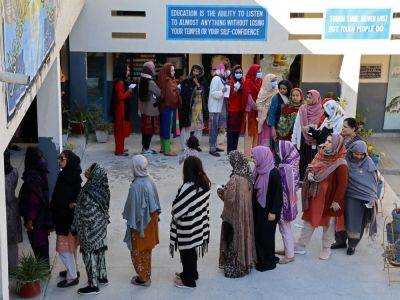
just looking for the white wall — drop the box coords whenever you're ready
[70,0,400,54]
[0,0,86,152]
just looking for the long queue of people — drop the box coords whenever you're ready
[4,61,379,295]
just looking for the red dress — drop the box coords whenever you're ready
[113,80,132,154]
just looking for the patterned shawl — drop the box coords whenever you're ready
[256,73,278,133]
[278,140,300,222]
[320,100,345,134]
[277,88,303,138]
[229,150,254,186]
[73,164,110,253]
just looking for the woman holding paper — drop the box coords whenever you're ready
[242,64,263,156]
[111,63,135,156]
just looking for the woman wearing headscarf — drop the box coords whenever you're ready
[217,151,256,278]
[251,146,283,271]
[170,156,211,289]
[74,163,110,295]
[158,63,182,156]
[138,61,161,155]
[208,63,227,157]
[291,89,324,180]
[331,117,363,249]
[276,88,303,140]
[308,99,345,146]
[243,64,263,156]
[111,63,134,156]
[226,65,245,153]
[342,141,378,255]
[256,74,278,148]
[295,134,348,260]
[123,155,161,287]
[4,150,22,270]
[276,141,300,264]
[267,80,293,141]
[19,147,52,269]
[179,64,208,151]
[51,150,82,288]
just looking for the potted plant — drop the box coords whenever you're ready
[68,109,88,135]
[10,253,49,298]
[94,120,113,143]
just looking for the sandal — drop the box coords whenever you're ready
[174,279,195,289]
[278,257,295,264]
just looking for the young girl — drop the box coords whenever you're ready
[170,156,211,289]
[179,135,200,165]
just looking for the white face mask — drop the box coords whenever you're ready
[226,70,231,77]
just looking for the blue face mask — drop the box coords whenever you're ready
[234,73,243,80]
[256,72,263,79]
[271,81,278,89]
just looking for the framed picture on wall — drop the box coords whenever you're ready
[166,56,183,69]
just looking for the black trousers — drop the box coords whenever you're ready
[255,220,278,272]
[227,131,240,153]
[142,134,153,150]
[28,232,50,268]
[179,248,198,287]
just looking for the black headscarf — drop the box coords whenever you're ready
[59,150,82,184]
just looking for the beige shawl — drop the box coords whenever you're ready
[256,74,278,133]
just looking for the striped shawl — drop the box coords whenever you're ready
[170,183,210,258]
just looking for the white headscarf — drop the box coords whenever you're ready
[132,155,149,177]
[320,100,345,134]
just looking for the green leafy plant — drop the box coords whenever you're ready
[10,253,49,292]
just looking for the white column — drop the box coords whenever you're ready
[339,53,361,117]
[37,55,62,195]
[0,153,10,300]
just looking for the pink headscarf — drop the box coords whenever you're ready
[298,89,324,145]
[215,63,226,76]
[252,146,275,208]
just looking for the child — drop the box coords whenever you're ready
[179,135,200,164]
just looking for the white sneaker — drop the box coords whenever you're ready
[141,149,153,155]
[319,248,331,260]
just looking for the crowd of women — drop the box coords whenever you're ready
[4,61,380,295]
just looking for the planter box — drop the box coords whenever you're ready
[95,131,109,143]
[18,280,41,298]
[386,222,400,243]
[69,121,86,135]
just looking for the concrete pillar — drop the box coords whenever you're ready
[340,53,361,117]
[0,152,10,300]
[69,51,87,108]
[37,55,62,195]
[104,53,114,121]
[242,54,255,74]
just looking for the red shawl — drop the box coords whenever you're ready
[242,64,262,109]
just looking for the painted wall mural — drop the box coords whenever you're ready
[2,0,56,120]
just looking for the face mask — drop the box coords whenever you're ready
[271,81,278,89]
[324,147,334,155]
[225,70,231,77]
[256,72,263,79]
[234,73,242,80]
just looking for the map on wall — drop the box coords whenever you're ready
[2,0,56,120]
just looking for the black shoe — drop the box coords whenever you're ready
[57,278,79,288]
[78,286,100,295]
[175,272,199,281]
[347,247,355,255]
[209,151,220,157]
[59,270,80,278]
[330,242,347,249]
[99,278,109,286]
[216,147,224,152]
[196,147,203,152]
[124,149,129,153]
[115,152,129,156]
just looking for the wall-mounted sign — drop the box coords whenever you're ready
[384,55,400,130]
[166,5,267,41]
[359,64,382,79]
[3,0,56,121]
[325,9,391,39]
